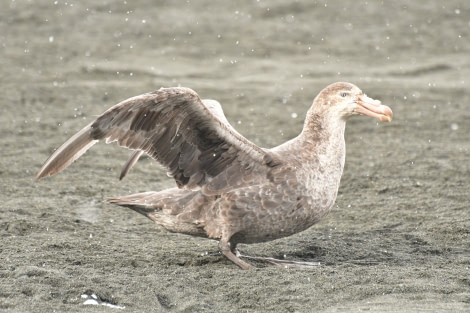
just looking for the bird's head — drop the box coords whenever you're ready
[312,82,393,123]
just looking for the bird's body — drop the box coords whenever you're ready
[36,82,392,269]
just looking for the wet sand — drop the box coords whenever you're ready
[1,1,469,312]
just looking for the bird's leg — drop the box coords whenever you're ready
[218,238,252,270]
[219,236,318,269]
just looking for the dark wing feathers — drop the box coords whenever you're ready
[36,87,279,193]
[119,150,143,180]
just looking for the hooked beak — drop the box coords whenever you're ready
[355,94,393,122]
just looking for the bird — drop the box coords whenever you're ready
[35,82,392,270]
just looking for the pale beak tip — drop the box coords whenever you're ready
[383,107,393,122]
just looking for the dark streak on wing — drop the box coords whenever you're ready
[86,87,279,192]
[120,150,143,180]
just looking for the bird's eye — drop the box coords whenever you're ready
[340,92,348,97]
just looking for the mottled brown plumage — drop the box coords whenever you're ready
[36,82,392,269]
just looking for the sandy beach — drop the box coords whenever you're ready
[1,1,469,312]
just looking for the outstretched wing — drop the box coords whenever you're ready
[118,98,240,181]
[36,87,279,194]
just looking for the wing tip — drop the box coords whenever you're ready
[34,172,46,182]
[34,123,97,182]
[35,161,60,181]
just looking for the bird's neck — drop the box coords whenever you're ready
[298,113,346,196]
[274,113,346,179]
[297,113,347,219]
[300,112,346,163]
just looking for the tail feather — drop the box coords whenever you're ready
[107,191,162,217]
[35,123,97,181]
[106,188,211,237]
